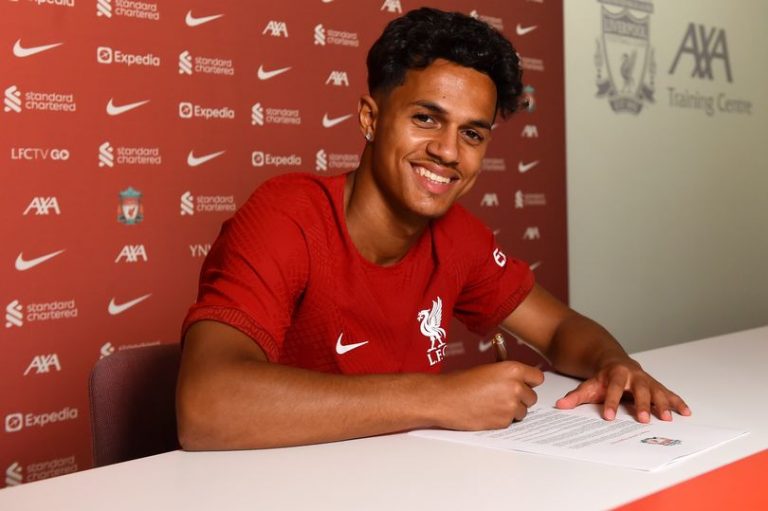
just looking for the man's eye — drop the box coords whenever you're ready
[413,113,434,125]
[463,129,484,143]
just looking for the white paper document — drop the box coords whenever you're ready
[410,376,747,471]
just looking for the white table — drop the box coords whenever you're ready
[1,326,766,510]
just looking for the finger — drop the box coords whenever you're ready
[631,382,651,423]
[602,374,628,421]
[519,386,538,408]
[555,380,604,409]
[667,392,692,417]
[504,362,545,387]
[514,403,529,422]
[651,388,672,421]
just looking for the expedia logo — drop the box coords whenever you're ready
[595,0,655,114]
[313,24,359,47]
[97,0,160,21]
[96,46,160,67]
[251,151,302,168]
[315,149,358,172]
[4,85,76,113]
[178,50,234,76]
[11,147,70,161]
[178,101,235,120]
[24,0,75,8]
[250,103,301,126]
[4,408,79,433]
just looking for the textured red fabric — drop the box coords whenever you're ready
[183,172,533,374]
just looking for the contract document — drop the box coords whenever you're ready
[410,374,747,471]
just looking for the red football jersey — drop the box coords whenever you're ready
[182,172,534,374]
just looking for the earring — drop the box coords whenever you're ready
[364,131,373,142]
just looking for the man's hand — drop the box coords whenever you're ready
[554,357,691,423]
[436,361,544,431]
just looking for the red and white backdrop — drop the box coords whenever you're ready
[0,0,565,484]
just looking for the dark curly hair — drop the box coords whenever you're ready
[367,7,524,118]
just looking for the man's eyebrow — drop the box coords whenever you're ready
[411,100,493,131]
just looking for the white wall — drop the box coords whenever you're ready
[565,0,768,352]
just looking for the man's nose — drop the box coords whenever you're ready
[426,129,459,165]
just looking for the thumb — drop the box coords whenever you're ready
[555,380,604,409]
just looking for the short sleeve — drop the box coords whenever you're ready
[453,224,534,336]
[181,183,310,361]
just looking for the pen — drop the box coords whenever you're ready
[492,333,507,362]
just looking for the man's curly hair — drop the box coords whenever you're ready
[367,7,524,118]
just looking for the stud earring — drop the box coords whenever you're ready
[364,131,373,142]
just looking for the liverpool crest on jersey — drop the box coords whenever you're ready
[417,297,447,366]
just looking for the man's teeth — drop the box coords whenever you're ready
[416,166,451,184]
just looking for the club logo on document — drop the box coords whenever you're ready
[594,0,656,114]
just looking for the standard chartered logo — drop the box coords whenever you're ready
[98,142,114,167]
[316,149,328,171]
[96,0,112,17]
[179,50,193,75]
[5,300,23,328]
[251,103,264,126]
[5,462,23,486]
[100,342,116,358]
[180,191,194,215]
[4,85,22,113]
[314,24,326,45]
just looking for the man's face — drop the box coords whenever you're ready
[368,58,497,220]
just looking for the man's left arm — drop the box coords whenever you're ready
[500,284,691,423]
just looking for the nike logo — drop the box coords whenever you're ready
[478,340,494,353]
[108,294,151,316]
[13,39,63,58]
[187,150,225,167]
[530,261,542,271]
[335,333,368,355]
[516,23,538,36]
[322,113,352,128]
[15,249,65,271]
[185,11,224,27]
[518,160,540,173]
[257,65,291,80]
[106,98,150,116]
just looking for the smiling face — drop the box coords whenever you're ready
[362,58,497,222]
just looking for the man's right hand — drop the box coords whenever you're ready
[435,362,544,431]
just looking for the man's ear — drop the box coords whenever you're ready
[358,94,378,140]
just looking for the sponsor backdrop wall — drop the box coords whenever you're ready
[0,1,566,484]
[565,0,768,352]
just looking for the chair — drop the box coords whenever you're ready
[89,343,181,467]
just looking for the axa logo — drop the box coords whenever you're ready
[521,124,539,138]
[24,354,61,376]
[180,191,194,215]
[263,20,288,37]
[325,70,349,87]
[417,297,447,366]
[178,50,193,74]
[5,300,23,328]
[98,142,114,167]
[115,244,148,263]
[669,23,732,82]
[381,0,402,13]
[4,85,22,113]
[480,193,499,207]
[523,227,541,240]
[23,197,61,216]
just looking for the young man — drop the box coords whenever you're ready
[177,8,689,450]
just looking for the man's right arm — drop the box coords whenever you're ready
[176,320,544,450]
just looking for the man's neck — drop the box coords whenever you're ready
[344,164,428,267]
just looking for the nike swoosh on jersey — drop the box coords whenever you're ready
[478,340,494,352]
[335,333,369,355]
[108,294,152,315]
[516,24,538,36]
[106,98,150,116]
[257,65,291,80]
[518,160,540,173]
[187,150,225,167]
[530,261,542,271]
[13,39,63,58]
[15,249,65,271]
[322,113,353,128]
[185,11,224,27]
